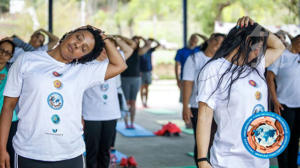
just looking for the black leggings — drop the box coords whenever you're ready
[277,105,300,168]
[16,154,85,168]
[8,121,18,168]
[191,108,217,167]
[84,120,117,168]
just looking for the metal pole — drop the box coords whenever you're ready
[183,0,187,47]
[48,0,53,33]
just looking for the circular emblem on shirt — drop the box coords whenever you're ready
[249,80,257,87]
[241,112,290,159]
[47,92,64,110]
[255,91,261,100]
[252,104,265,114]
[52,129,58,133]
[100,83,109,92]
[51,114,60,124]
[53,80,62,89]
[53,71,62,77]
[103,94,108,100]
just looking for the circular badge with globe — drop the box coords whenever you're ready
[241,111,290,159]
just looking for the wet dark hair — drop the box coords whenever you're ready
[0,40,16,56]
[201,33,226,51]
[291,34,300,43]
[198,23,269,101]
[59,26,104,64]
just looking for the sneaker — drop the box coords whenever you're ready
[127,156,137,167]
[120,157,128,167]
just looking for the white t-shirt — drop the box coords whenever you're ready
[267,49,300,107]
[4,51,108,161]
[182,51,210,108]
[82,75,121,121]
[197,57,269,168]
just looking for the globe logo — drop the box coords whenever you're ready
[242,112,290,158]
[47,92,64,110]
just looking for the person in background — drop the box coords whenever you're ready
[267,35,300,168]
[0,39,18,168]
[120,36,150,129]
[140,38,160,108]
[175,34,207,102]
[82,35,133,168]
[182,33,225,166]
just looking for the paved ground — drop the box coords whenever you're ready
[114,80,281,168]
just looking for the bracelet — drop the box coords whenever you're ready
[197,157,211,164]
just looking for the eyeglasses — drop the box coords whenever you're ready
[0,48,12,58]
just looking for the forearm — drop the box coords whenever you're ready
[195,33,208,41]
[266,71,278,103]
[40,29,59,42]
[116,35,136,48]
[265,33,285,67]
[196,103,213,158]
[13,37,35,51]
[183,81,193,108]
[175,63,181,82]
[138,45,151,55]
[115,38,133,59]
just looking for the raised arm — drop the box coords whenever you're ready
[113,35,137,49]
[38,28,59,50]
[236,16,285,67]
[115,37,134,60]
[12,36,35,51]
[103,35,127,80]
[194,33,208,42]
[0,97,19,168]
[151,38,160,50]
[138,37,151,56]
[197,102,213,168]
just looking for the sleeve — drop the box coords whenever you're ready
[13,37,35,51]
[196,65,219,110]
[3,53,26,97]
[83,59,109,89]
[174,50,181,62]
[256,55,266,75]
[182,56,195,81]
[267,55,282,75]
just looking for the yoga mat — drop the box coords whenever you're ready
[187,152,194,157]
[181,127,194,135]
[166,166,196,168]
[111,150,127,163]
[116,122,155,137]
[144,108,177,114]
[298,152,300,165]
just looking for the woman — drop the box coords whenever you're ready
[120,36,148,129]
[196,16,285,168]
[0,39,18,168]
[0,25,127,168]
[267,34,300,168]
[82,35,133,168]
[182,33,225,166]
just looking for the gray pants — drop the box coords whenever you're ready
[121,77,141,101]
[15,154,85,168]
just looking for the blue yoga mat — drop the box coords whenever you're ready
[298,152,300,165]
[111,150,127,163]
[116,122,155,137]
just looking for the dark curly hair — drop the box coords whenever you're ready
[59,26,105,64]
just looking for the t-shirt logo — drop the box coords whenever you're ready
[51,114,60,124]
[100,83,109,92]
[47,92,64,110]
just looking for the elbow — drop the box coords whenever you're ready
[120,63,127,73]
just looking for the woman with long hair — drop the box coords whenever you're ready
[0,25,127,168]
[182,33,225,166]
[196,16,285,168]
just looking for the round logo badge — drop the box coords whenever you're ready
[249,80,257,87]
[51,114,60,124]
[241,112,290,158]
[103,94,108,100]
[52,129,58,133]
[255,91,261,100]
[47,92,64,110]
[100,83,109,92]
[53,80,62,89]
[53,71,61,77]
[252,104,265,114]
